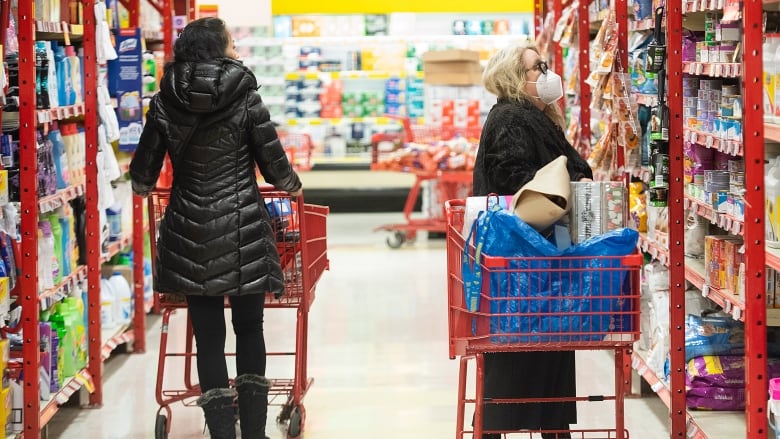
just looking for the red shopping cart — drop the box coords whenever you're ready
[445,199,641,438]
[278,132,314,171]
[149,187,329,439]
[371,117,480,248]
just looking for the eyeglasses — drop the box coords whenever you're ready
[528,60,549,75]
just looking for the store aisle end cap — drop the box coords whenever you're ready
[511,155,571,231]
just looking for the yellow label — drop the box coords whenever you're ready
[272,0,533,14]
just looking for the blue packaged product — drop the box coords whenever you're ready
[0,231,18,289]
[48,124,69,189]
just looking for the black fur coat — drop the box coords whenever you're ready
[473,97,592,197]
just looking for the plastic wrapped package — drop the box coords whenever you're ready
[687,386,745,411]
[686,356,780,389]
[684,209,708,259]
[685,314,744,362]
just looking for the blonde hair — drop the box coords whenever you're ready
[482,42,566,129]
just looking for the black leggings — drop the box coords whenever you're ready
[186,294,266,392]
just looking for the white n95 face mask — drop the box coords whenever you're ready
[528,70,564,105]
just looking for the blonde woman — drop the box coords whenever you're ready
[472,42,592,439]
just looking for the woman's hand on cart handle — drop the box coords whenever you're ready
[579,177,593,182]
[289,188,303,197]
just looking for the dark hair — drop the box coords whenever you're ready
[173,17,229,62]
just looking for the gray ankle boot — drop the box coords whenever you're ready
[235,374,271,439]
[197,388,236,439]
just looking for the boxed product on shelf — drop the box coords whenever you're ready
[107,28,143,152]
[703,235,744,292]
[422,50,482,85]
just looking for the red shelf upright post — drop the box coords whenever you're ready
[129,0,147,354]
[666,3,687,437]
[533,0,543,37]
[553,0,565,117]
[162,0,173,61]
[577,0,591,152]
[18,0,41,434]
[82,0,103,408]
[743,0,767,437]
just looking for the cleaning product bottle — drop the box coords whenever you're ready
[106,202,122,242]
[767,156,780,248]
[48,122,69,189]
[47,213,63,285]
[54,42,74,106]
[35,41,49,109]
[108,271,132,325]
[143,258,153,307]
[38,221,55,290]
[100,277,116,329]
[65,45,82,104]
[58,208,72,277]
[45,41,59,108]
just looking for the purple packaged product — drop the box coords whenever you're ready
[687,356,780,388]
[682,32,699,62]
[50,331,60,391]
[686,386,745,410]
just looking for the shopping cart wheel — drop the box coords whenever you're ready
[287,405,304,438]
[386,231,406,249]
[154,414,168,439]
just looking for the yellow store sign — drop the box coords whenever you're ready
[272,0,533,15]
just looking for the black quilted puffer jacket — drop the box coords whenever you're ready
[130,57,301,297]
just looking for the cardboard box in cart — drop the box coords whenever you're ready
[422,50,483,85]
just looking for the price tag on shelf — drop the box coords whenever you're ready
[710,212,718,225]
[732,307,742,320]
[660,254,668,266]
[641,239,649,253]
[650,381,665,393]
[724,299,733,313]
[722,216,731,230]
[731,143,740,156]
[63,21,71,46]
[702,285,710,297]
[732,221,741,235]
[706,135,714,149]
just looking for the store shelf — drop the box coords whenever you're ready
[767,247,780,272]
[38,265,88,308]
[101,324,133,361]
[241,34,518,47]
[635,93,658,107]
[629,18,656,31]
[101,234,132,264]
[684,127,743,156]
[638,232,669,266]
[37,103,86,124]
[284,70,425,81]
[685,257,745,320]
[683,61,741,78]
[684,195,743,235]
[142,29,163,42]
[40,368,94,428]
[278,115,411,128]
[684,0,735,13]
[632,350,709,439]
[767,123,780,143]
[35,21,83,41]
[39,183,86,214]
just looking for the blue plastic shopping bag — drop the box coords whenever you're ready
[461,204,638,342]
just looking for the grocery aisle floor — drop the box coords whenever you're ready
[48,212,676,439]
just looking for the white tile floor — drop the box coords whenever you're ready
[46,212,678,439]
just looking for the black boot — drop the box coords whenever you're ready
[197,388,236,439]
[235,374,271,439]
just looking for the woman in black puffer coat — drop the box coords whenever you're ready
[130,17,300,439]
[473,42,592,439]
